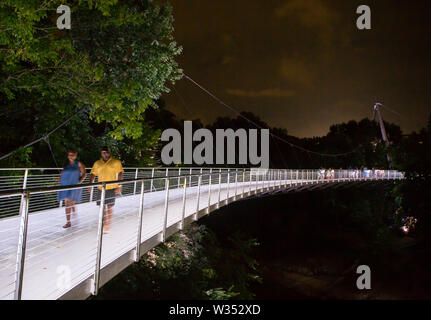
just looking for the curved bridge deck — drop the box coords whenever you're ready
[0,168,403,300]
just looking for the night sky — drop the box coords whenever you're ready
[163,0,431,137]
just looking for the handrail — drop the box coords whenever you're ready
[0,172,229,197]
[0,168,404,198]
[0,166,250,171]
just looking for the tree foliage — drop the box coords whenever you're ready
[391,114,431,243]
[1,0,182,166]
[95,224,261,300]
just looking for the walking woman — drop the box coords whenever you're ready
[56,150,86,228]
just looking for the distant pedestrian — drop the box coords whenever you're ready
[88,146,124,233]
[319,168,325,180]
[56,150,86,228]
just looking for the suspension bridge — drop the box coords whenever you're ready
[0,167,403,300]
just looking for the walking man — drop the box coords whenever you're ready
[88,146,124,233]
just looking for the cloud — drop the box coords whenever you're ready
[280,57,314,87]
[275,0,336,28]
[275,0,343,47]
[226,88,296,98]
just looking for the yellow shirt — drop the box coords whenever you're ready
[91,158,124,190]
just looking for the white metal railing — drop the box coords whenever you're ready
[0,167,403,300]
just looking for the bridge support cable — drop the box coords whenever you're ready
[0,108,87,162]
[183,74,362,159]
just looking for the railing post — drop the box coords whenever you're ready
[226,168,230,201]
[207,168,212,213]
[258,170,261,190]
[14,190,30,300]
[92,184,106,296]
[248,170,252,194]
[90,182,94,203]
[150,168,155,192]
[162,178,170,241]
[134,181,145,262]
[255,169,259,193]
[217,169,222,208]
[268,170,270,188]
[269,170,272,188]
[242,169,246,196]
[268,170,271,189]
[276,170,278,188]
[267,170,270,189]
[268,170,271,188]
[194,172,202,220]
[133,168,138,194]
[270,169,275,190]
[189,168,193,187]
[181,177,187,229]
[269,170,271,187]
[269,169,275,189]
[19,169,29,215]
[177,168,181,188]
[235,169,238,199]
[277,169,281,188]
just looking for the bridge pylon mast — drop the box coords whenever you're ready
[372,102,393,169]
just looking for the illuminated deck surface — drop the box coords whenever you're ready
[1,180,300,299]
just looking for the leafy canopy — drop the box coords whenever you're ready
[0,0,182,140]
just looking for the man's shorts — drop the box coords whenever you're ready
[96,189,116,206]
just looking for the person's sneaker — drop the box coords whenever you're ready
[63,222,71,229]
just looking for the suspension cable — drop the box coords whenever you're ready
[183,73,362,158]
[0,107,87,162]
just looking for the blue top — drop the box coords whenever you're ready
[57,160,82,203]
